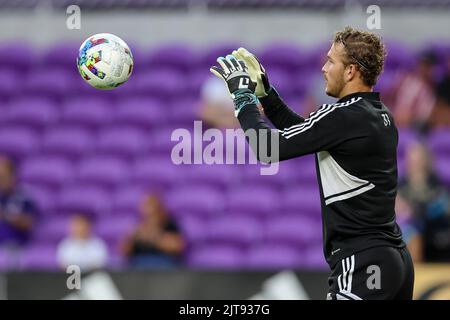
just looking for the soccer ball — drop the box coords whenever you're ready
[77,33,134,90]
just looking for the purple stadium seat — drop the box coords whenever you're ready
[266,67,296,95]
[18,244,58,271]
[397,154,406,180]
[94,215,137,249]
[24,68,72,98]
[135,68,188,98]
[293,207,322,223]
[22,184,55,215]
[397,129,420,159]
[304,41,329,70]
[61,98,113,130]
[148,43,196,71]
[5,98,58,130]
[20,156,74,190]
[303,245,327,270]
[107,254,127,271]
[0,127,38,159]
[259,42,306,71]
[132,156,187,190]
[96,126,150,159]
[169,98,200,126]
[428,129,450,156]
[264,215,322,247]
[75,77,129,99]
[434,156,450,187]
[187,70,210,96]
[428,42,450,80]
[243,159,310,190]
[207,215,263,247]
[178,215,209,246]
[76,156,130,189]
[384,40,415,70]
[0,68,21,98]
[31,216,71,244]
[282,186,321,216]
[0,248,15,271]
[226,185,280,217]
[40,41,80,69]
[149,127,187,156]
[41,126,95,159]
[280,94,305,114]
[199,42,243,69]
[245,244,303,269]
[22,244,59,270]
[187,244,244,269]
[288,155,317,185]
[374,69,398,94]
[428,41,450,63]
[128,42,147,67]
[290,73,310,96]
[113,185,148,214]
[0,42,35,71]
[56,185,111,216]
[113,98,167,129]
[284,157,316,184]
[180,164,236,190]
[240,161,297,189]
[165,185,225,217]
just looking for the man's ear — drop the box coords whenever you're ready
[345,64,358,82]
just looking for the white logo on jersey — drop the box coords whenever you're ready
[238,77,250,89]
[381,113,391,126]
[332,248,341,255]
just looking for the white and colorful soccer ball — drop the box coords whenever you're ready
[77,33,134,90]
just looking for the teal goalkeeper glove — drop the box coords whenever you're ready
[210,55,258,116]
[231,47,271,98]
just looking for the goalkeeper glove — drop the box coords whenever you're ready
[231,47,271,98]
[210,55,258,116]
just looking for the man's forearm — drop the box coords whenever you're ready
[259,88,305,129]
[237,97,329,163]
[238,102,281,163]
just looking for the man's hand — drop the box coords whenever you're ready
[232,47,271,98]
[210,55,258,116]
[210,55,256,96]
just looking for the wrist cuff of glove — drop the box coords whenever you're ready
[258,87,282,109]
[232,89,258,117]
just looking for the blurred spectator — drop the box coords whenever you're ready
[398,142,450,262]
[57,213,108,272]
[0,156,37,246]
[199,76,240,129]
[395,193,423,262]
[390,52,437,132]
[121,194,185,269]
[430,54,450,127]
[399,142,444,215]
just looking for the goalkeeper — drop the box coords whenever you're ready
[210,26,414,300]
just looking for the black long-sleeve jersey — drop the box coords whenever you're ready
[237,88,405,268]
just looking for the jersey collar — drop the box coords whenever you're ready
[337,92,380,103]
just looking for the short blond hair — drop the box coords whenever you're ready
[334,26,386,86]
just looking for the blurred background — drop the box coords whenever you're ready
[0,0,449,300]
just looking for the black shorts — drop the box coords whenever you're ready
[327,246,414,300]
